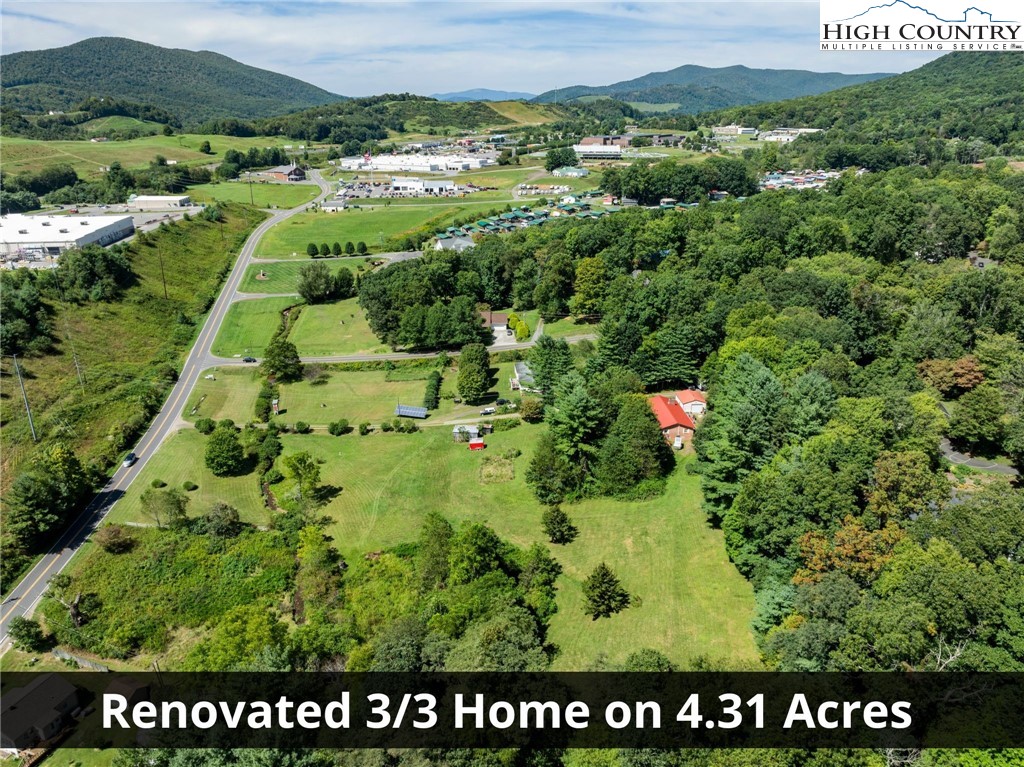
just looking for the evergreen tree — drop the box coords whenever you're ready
[596,394,675,497]
[542,505,578,544]
[530,335,574,403]
[526,431,573,505]
[331,241,342,256]
[547,372,603,477]
[345,241,355,255]
[582,562,630,619]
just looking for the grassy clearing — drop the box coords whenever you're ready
[540,316,599,339]
[288,298,390,357]
[275,369,429,425]
[0,134,294,177]
[105,429,269,527]
[484,101,566,125]
[239,259,372,293]
[187,181,319,209]
[211,297,298,358]
[79,115,163,135]
[271,428,758,668]
[0,205,263,493]
[183,367,264,423]
[255,206,469,256]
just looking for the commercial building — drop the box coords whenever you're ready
[572,144,622,159]
[264,163,306,182]
[713,125,758,136]
[551,167,589,178]
[1,213,136,266]
[127,194,191,210]
[341,154,492,173]
[391,177,456,195]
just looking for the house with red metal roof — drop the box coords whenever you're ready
[649,389,706,448]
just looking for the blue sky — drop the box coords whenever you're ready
[2,1,944,96]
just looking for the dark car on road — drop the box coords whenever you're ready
[242,356,257,363]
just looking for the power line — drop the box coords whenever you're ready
[11,355,38,442]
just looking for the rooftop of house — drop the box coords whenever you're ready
[649,395,696,431]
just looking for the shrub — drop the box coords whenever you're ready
[264,468,285,485]
[183,481,199,491]
[94,523,134,553]
[381,420,394,432]
[307,243,319,257]
[294,421,311,434]
[328,419,349,436]
[217,418,236,430]
[150,479,167,489]
[490,418,521,432]
[358,422,371,435]
[356,241,367,254]
[423,370,442,409]
[345,241,355,254]
[194,418,216,435]
[519,397,544,423]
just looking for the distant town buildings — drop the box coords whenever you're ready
[390,177,456,195]
[1,213,136,267]
[713,124,758,136]
[340,154,492,173]
[759,127,822,143]
[572,144,623,159]
[551,167,590,178]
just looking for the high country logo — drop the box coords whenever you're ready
[819,0,1023,49]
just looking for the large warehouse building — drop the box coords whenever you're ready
[127,194,192,210]
[0,214,136,267]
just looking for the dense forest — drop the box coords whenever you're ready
[0,37,342,122]
[534,64,891,112]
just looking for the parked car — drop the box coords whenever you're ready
[242,356,257,363]
[496,398,509,405]
[122,452,137,468]
[480,407,496,415]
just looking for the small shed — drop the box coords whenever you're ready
[468,438,486,451]
[453,425,480,442]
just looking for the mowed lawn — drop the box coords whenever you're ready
[211,297,298,357]
[105,429,269,528]
[272,428,759,669]
[183,367,264,423]
[238,259,372,294]
[255,206,468,256]
[540,316,600,339]
[177,362,518,428]
[288,298,390,357]
[187,181,319,209]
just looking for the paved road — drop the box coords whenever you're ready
[0,171,335,649]
[939,438,1019,476]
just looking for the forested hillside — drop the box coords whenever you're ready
[1,37,343,122]
[707,52,1024,145]
[534,64,891,111]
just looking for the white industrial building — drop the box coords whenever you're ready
[572,144,622,159]
[340,154,492,173]
[390,177,456,195]
[713,125,758,136]
[1,213,136,266]
[127,194,192,210]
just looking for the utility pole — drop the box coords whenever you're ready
[158,250,168,300]
[12,355,38,442]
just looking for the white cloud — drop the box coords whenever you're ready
[2,1,942,95]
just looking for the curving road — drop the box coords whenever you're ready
[0,172,335,649]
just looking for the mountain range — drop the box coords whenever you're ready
[431,89,537,102]
[1,37,344,122]
[532,64,893,113]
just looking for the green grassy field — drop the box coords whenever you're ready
[0,206,263,495]
[0,133,295,177]
[255,206,469,256]
[268,427,758,668]
[238,259,372,293]
[105,429,270,528]
[288,298,390,357]
[187,180,320,209]
[540,316,600,339]
[211,297,298,358]
[183,367,264,423]
[79,115,163,135]
[177,361,520,428]
[481,101,567,125]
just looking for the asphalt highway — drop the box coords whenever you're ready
[0,172,334,649]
